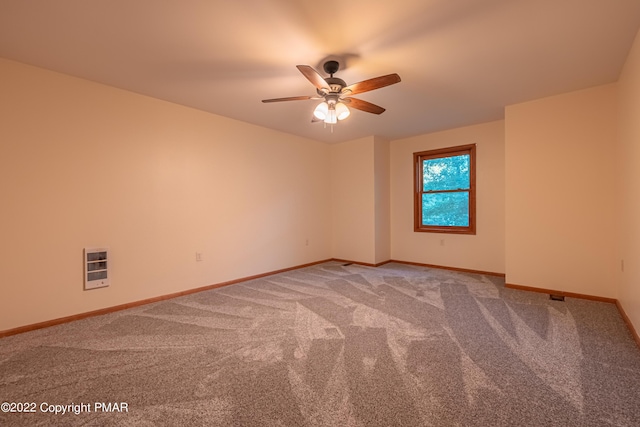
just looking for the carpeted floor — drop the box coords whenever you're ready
[1,261,639,426]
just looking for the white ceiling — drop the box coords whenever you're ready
[1,0,639,143]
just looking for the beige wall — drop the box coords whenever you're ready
[617,29,640,331]
[505,84,618,298]
[374,137,391,264]
[329,135,392,265]
[390,121,506,274]
[330,137,376,264]
[0,58,332,331]
[4,34,640,335]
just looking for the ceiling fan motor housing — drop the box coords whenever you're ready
[317,76,346,95]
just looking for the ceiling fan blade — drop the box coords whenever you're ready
[342,73,401,95]
[262,96,314,103]
[343,97,386,114]
[296,65,331,91]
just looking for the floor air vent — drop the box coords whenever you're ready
[549,294,565,301]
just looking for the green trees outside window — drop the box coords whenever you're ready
[414,144,476,234]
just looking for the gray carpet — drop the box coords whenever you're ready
[1,261,639,426]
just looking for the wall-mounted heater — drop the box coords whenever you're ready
[84,248,109,290]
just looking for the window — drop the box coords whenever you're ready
[414,144,476,234]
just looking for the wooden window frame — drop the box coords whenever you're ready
[414,144,476,234]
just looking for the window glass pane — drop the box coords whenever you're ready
[422,154,470,192]
[422,192,469,226]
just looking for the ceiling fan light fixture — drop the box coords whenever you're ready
[313,101,329,120]
[336,102,350,120]
[324,107,337,124]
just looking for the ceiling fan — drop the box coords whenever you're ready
[262,60,401,126]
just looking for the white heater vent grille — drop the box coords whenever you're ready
[84,248,109,290]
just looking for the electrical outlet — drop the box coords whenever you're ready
[196,252,203,262]
[305,238,309,246]
[440,239,445,246]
